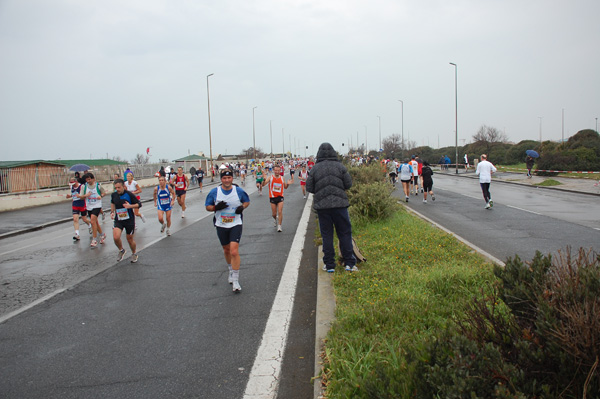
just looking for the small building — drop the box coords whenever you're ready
[0,160,66,193]
[172,154,211,174]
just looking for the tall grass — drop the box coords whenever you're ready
[322,208,496,398]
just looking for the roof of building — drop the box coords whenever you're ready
[0,160,66,169]
[173,154,209,161]
[49,159,129,167]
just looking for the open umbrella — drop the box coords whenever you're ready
[526,150,539,158]
[69,163,91,172]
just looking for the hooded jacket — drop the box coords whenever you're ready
[306,143,352,210]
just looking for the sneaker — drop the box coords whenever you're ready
[100,233,107,244]
[117,248,127,262]
[273,218,277,227]
[303,195,306,199]
[130,253,138,263]
[166,228,171,236]
[345,265,359,272]
[405,196,409,202]
[327,268,335,273]
[423,199,427,203]
[88,225,93,235]
[485,202,491,209]
[181,211,185,218]
[101,212,105,221]
[277,225,282,232]
[232,281,242,293]
[90,239,98,248]
[140,214,146,223]
[432,194,435,201]
[322,265,335,273]
[489,200,494,208]
[228,271,233,284]
[73,234,80,241]
[160,223,166,233]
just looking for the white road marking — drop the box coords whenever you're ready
[595,228,600,231]
[506,205,542,215]
[0,231,73,257]
[243,194,313,399]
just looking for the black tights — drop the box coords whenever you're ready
[480,182,491,203]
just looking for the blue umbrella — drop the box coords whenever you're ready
[69,163,91,172]
[526,150,539,158]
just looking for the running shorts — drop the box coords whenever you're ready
[269,197,284,204]
[72,205,87,216]
[423,181,433,192]
[216,224,243,246]
[400,179,411,183]
[290,170,295,176]
[176,190,186,197]
[88,208,102,217]
[114,220,135,235]
[412,176,419,184]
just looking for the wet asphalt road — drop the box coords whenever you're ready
[0,176,317,399]
[398,172,600,262]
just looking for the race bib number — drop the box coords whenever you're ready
[272,182,283,193]
[220,212,235,224]
[116,208,130,221]
[88,198,97,204]
[176,181,185,189]
[160,197,170,205]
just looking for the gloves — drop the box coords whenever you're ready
[214,201,228,211]
[235,205,244,214]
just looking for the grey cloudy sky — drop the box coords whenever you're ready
[1,0,599,162]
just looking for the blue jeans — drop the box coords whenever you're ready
[317,207,356,270]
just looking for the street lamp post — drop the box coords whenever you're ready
[282,128,285,158]
[377,115,381,153]
[252,106,258,161]
[364,125,368,156]
[398,100,404,159]
[449,62,458,174]
[270,120,273,158]
[206,73,214,181]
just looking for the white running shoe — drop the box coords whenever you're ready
[423,199,427,203]
[166,228,171,236]
[345,265,359,272]
[88,225,93,235]
[277,225,282,232]
[485,202,491,209]
[181,211,185,218]
[100,233,107,244]
[73,234,80,241]
[303,195,306,199]
[101,212,105,221]
[232,281,242,293]
[90,239,98,248]
[228,271,233,284]
[405,196,409,202]
[130,253,138,263]
[432,194,435,201]
[273,218,277,227]
[489,200,494,208]
[161,223,166,233]
[117,248,127,262]
[140,214,146,223]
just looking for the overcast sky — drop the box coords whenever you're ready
[1,0,599,162]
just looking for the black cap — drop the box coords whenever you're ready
[220,170,233,178]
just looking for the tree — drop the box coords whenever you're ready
[239,147,265,160]
[132,153,150,165]
[472,125,508,155]
[382,134,402,159]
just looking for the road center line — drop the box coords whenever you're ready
[243,195,313,399]
[506,204,542,215]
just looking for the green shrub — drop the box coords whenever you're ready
[348,163,386,185]
[415,249,600,398]
[348,181,398,223]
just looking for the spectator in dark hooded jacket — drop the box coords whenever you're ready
[306,142,357,272]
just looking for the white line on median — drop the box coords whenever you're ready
[243,195,313,399]
[506,205,542,215]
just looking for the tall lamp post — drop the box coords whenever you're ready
[252,106,258,161]
[364,125,368,156]
[270,120,273,158]
[398,100,404,159]
[282,128,285,158]
[377,115,381,153]
[449,62,458,174]
[206,73,214,181]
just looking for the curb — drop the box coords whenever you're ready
[314,245,335,399]
[0,183,219,241]
[439,170,600,197]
